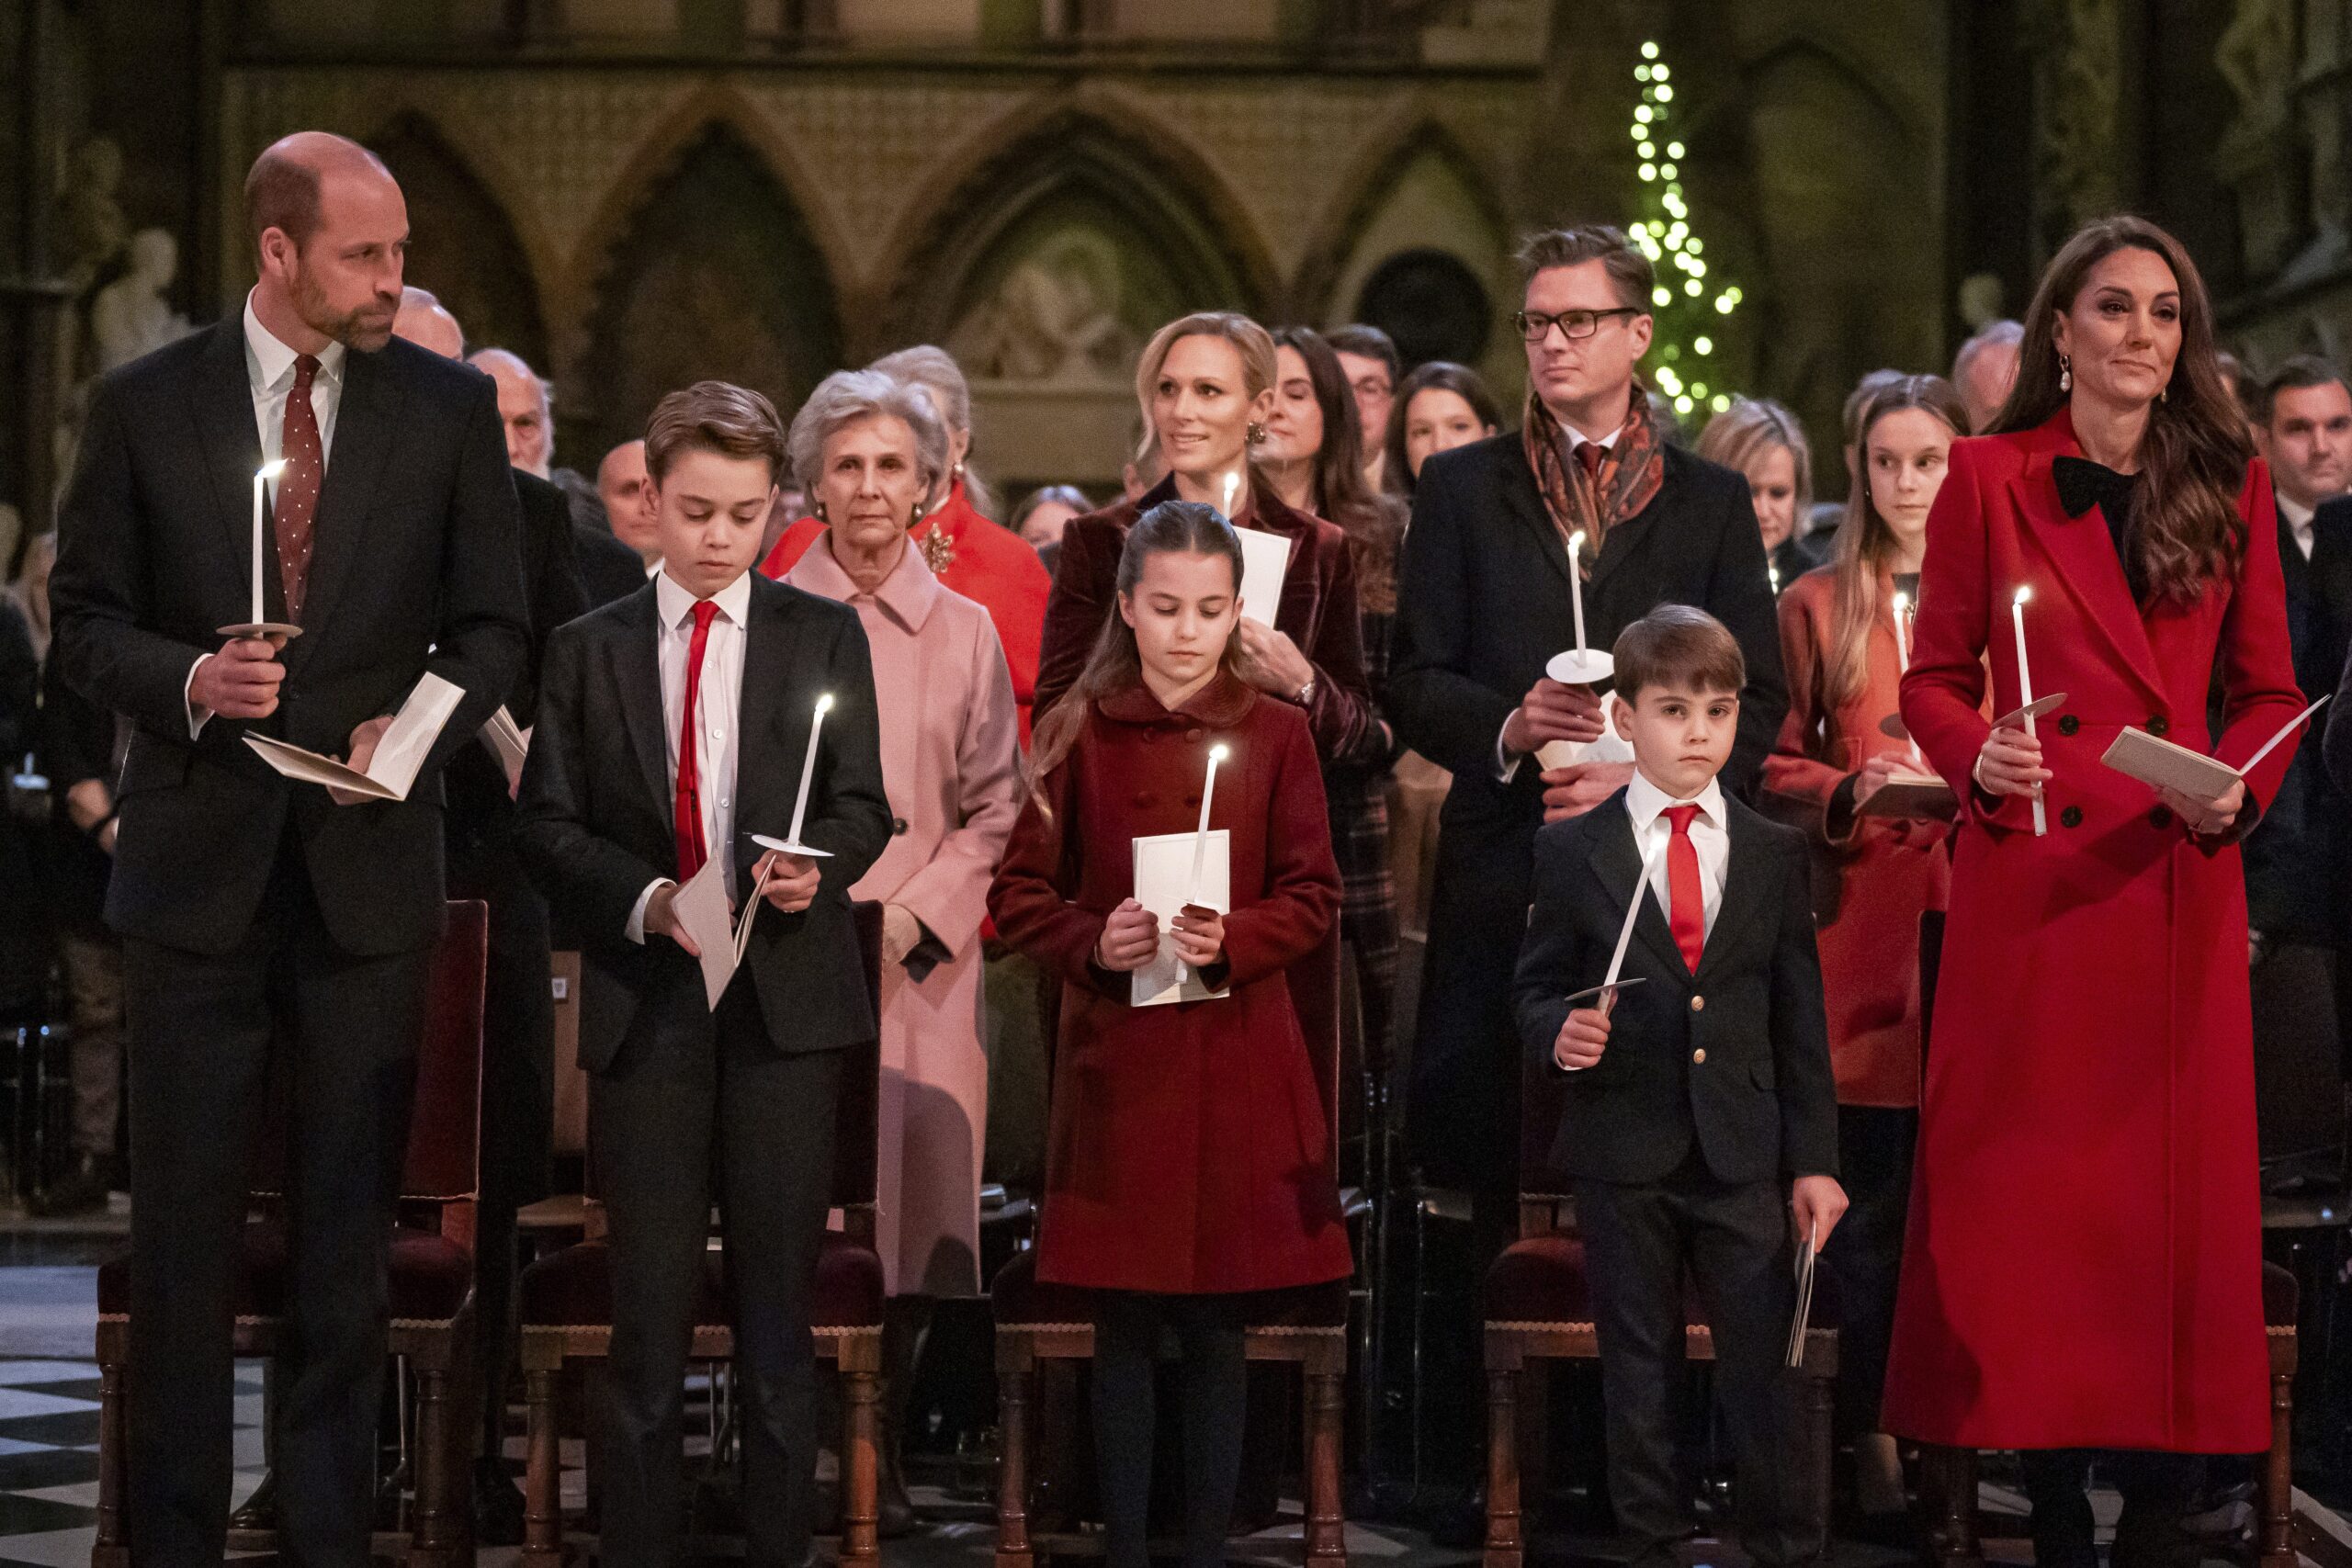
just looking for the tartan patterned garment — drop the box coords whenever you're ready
[1325,608,1401,1075]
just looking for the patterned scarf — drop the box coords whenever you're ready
[1521,380,1668,570]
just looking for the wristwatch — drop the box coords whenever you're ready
[1293,677,1317,707]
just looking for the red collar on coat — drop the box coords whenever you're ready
[1093,670,1259,728]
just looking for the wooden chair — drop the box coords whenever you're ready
[1911,914,2302,1568]
[989,927,1352,1568]
[515,899,888,1568]
[94,899,492,1568]
[1481,1036,1840,1568]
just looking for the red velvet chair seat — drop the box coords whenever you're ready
[97,1222,473,1325]
[988,1247,1349,1329]
[517,1232,884,1333]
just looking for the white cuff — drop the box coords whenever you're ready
[626,878,673,944]
[185,656,213,739]
[1495,719,1523,784]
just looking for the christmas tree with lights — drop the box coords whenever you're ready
[1623,39,1743,422]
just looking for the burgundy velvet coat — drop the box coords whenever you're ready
[1883,412,2305,1452]
[986,672,1353,1294]
[1033,473,1382,766]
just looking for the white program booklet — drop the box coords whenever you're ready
[2100,694,2329,801]
[1130,829,1232,1008]
[243,672,465,803]
[1234,526,1293,627]
[673,853,777,1010]
[481,705,528,779]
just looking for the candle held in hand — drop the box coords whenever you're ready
[1568,528,1589,653]
[2012,586,2046,836]
[785,693,833,849]
[1184,743,1228,910]
[251,459,287,628]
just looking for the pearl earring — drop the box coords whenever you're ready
[2059,354,2072,393]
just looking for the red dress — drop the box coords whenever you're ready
[1884,412,2305,1451]
[763,479,1050,740]
[1760,565,1954,1108]
[986,672,1353,1293]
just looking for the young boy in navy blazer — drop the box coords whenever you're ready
[515,381,892,1568]
[1513,604,1845,1568]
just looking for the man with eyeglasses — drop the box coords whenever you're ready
[1329,323,1400,491]
[1388,223,1786,1530]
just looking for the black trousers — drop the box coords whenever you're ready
[2019,1449,2203,1568]
[591,976,842,1568]
[1576,1155,1818,1568]
[123,833,430,1567]
[1091,1292,1250,1568]
[1819,1105,1915,1436]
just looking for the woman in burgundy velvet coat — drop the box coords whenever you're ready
[1885,218,2307,1568]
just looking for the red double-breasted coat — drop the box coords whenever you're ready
[985,672,1353,1294]
[763,480,1051,739]
[1761,565,1955,1109]
[1884,412,2305,1451]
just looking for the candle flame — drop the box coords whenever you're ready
[1209,743,1229,761]
[256,459,288,480]
[1892,591,1910,614]
[1569,529,1587,550]
[815,694,834,715]
[2013,585,2032,606]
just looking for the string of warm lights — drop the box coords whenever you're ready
[1627,39,1741,419]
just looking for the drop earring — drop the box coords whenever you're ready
[2059,353,2073,393]
[1245,420,1267,446]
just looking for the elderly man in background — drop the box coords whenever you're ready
[1950,318,2022,433]
[598,436,662,569]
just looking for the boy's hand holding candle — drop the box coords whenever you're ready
[1555,1002,1612,1071]
[753,849,821,914]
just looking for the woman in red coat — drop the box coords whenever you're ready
[989,501,1350,1568]
[1886,217,2307,1566]
[1761,372,1969,1522]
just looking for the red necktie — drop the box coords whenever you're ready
[1576,440,1604,480]
[1662,803,1706,972]
[674,600,719,880]
[277,354,324,621]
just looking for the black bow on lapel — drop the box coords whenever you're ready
[2052,455,2137,523]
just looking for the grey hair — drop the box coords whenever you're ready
[467,347,552,414]
[786,368,949,494]
[868,345,971,434]
[1951,319,2025,386]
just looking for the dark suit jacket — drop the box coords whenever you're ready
[513,572,893,1073]
[48,318,527,958]
[575,520,650,611]
[1389,429,1788,1190]
[2248,495,2352,944]
[1511,789,1837,1186]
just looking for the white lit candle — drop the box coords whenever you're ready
[1892,591,1922,768]
[1568,529,1590,654]
[1184,743,1228,909]
[786,693,834,848]
[2012,586,2046,836]
[1600,831,1666,997]
[250,459,286,628]
[1221,470,1240,523]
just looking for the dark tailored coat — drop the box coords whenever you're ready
[1760,565,1956,1109]
[575,518,650,611]
[1032,472,1383,767]
[1388,430,1788,1192]
[513,572,894,1073]
[2238,493,2352,944]
[48,319,528,958]
[1884,412,2303,1453]
[987,672,1354,1294]
[1512,788,1838,1186]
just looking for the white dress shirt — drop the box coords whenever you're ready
[1623,768,1728,941]
[2278,492,2318,561]
[1498,424,1623,784]
[183,294,351,738]
[627,569,752,942]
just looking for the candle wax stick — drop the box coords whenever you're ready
[250,460,285,629]
[1599,832,1666,996]
[2012,589,2046,836]
[1893,593,1923,768]
[785,694,833,847]
[1183,744,1227,909]
[1568,529,1589,654]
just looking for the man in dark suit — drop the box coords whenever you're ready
[2248,359,2352,1000]
[514,380,891,1566]
[1512,606,1839,1568]
[47,131,526,1562]
[1390,224,1786,1206]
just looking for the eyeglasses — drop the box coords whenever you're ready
[1515,307,1644,344]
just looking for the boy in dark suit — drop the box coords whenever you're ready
[1513,604,1844,1568]
[514,380,892,1567]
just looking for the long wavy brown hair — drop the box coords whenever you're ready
[1267,326,1402,613]
[1823,375,1970,715]
[1025,501,1248,818]
[1993,215,2253,602]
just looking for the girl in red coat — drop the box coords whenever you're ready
[988,500,1351,1568]
[1760,373,1969,1523]
[1886,217,2307,1568]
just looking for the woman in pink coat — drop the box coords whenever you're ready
[784,368,1023,1532]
